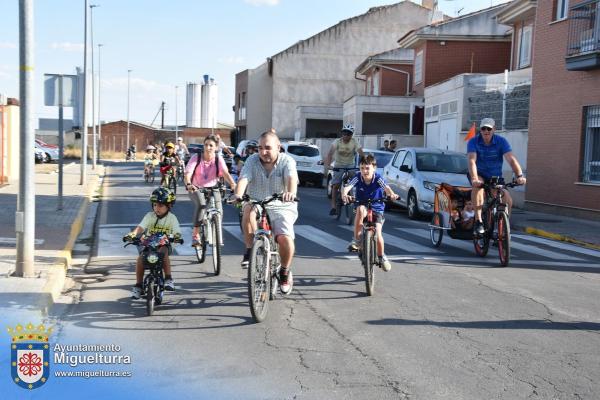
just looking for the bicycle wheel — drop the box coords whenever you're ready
[364,231,375,296]
[248,238,271,323]
[146,279,155,316]
[430,212,444,247]
[195,225,207,264]
[344,204,353,225]
[144,170,149,183]
[474,209,492,257]
[211,214,222,275]
[150,169,155,183]
[335,197,342,221]
[497,212,511,267]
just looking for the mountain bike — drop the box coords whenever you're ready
[348,197,386,296]
[124,233,183,316]
[473,177,520,267]
[191,186,223,275]
[231,193,298,323]
[331,167,357,225]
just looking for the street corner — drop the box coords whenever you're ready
[524,227,600,251]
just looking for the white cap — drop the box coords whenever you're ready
[177,137,183,141]
[480,118,495,129]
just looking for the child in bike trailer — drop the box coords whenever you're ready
[160,142,181,183]
[143,145,157,176]
[341,154,399,272]
[123,187,182,299]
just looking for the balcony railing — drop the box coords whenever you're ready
[566,0,600,70]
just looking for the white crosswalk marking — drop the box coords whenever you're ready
[397,228,582,261]
[338,225,440,253]
[294,225,349,253]
[512,234,600,258]
[397,228,477,254]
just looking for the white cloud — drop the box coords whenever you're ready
[50,42,84,52]
[217,56,245,64]
[244,0,279,6]
[0,42,17,49]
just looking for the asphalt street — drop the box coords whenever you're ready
[49,162,600,399]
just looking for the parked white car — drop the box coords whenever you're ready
[280,141,323,187]
[383,147,470,219]
[35,142,59,162]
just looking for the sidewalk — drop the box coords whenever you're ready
[0,162,104,312]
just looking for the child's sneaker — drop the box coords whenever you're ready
[164,279,175,291]
[379,255,391,272]
[131,285,142,299]
[348,239,359,252]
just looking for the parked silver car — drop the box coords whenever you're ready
[35,142,59,162]
[383,147,470,219]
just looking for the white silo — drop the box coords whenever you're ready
[186,82,202,128]
[200,75,218,129]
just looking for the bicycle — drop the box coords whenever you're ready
[190,186,223,275]
[347,197,386,296]
[331,167,357,225]
[473,177,520,267]
[144,165,155,183]
[124,233,183,316]
[230,193,298,323]
[160,166,178,195]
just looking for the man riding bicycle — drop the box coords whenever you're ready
[324,124,364,216]
[232,130,298,294]
[175,136,189,163]
[467,117,526,235]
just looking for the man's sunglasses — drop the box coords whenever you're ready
[481,127,493,131]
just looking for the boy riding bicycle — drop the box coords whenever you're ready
[160,142,181,185]
[123,187,182,299]
[341,154,398,272]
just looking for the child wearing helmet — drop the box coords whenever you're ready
[144,145,157,177]
[160,142,182,184]
[123,187,182,299]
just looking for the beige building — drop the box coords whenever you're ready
[235,1,435,140]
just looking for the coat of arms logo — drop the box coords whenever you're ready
[7,323,52,390]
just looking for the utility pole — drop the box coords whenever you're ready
[90,3,99,170]
[97,43,103,162]
[16,0,35,277]
[161,101,165,129]
[126,69,132,152]
[80,0,89,185]
[174,85,178,144]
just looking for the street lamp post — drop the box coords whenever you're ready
[97,43,103,162]
[80,0,89,185]
[126,69,132,154]
[174,85,178,144]
[90,3,99,170]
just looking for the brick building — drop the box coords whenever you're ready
[397,4,512,97]
[526,0,600,217]
[92,120,232,153]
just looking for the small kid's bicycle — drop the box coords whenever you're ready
[124,233,183,316]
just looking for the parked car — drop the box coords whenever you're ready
[280,141,323,187]
[34,146,46,163]
[383,147,470,219]
[35,138,58,149]
[35,142,59,162]
[326,149,394,198]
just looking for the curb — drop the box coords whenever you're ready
[523,226,600,251]
[41,165,105,304]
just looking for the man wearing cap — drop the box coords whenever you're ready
[467,117,526,235]
[324,124,364,216]
[175,137,189,163]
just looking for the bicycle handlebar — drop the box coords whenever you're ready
[227,192,299,205]
[329,167,358,172]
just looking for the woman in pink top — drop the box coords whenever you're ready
[184,135,236,246]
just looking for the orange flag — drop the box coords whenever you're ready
[464,122,476,142]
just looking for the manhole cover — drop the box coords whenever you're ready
[527,218,560,223]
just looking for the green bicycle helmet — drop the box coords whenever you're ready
[150,187,176,206]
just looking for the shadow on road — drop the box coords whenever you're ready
[365,318,600,331]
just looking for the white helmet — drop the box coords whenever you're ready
[146,145,156,151]
[341,124,354,135]
[177,136,183,141]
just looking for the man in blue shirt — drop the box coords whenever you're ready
[467,118,527,235]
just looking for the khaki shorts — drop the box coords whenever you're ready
[253,204,298,239]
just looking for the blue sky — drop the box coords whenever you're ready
[0,0,509,127]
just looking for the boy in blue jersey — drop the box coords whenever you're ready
[341,154,399,271]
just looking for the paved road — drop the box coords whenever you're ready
[50,162,600,399]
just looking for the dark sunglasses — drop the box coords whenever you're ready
[481,127,493,131]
